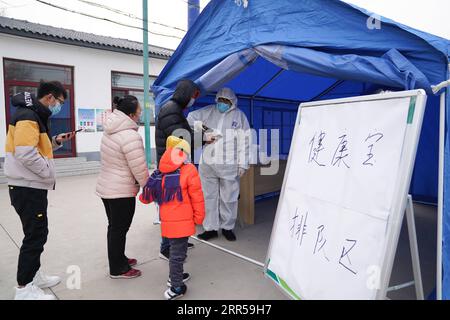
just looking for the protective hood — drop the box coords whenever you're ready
[215,87,238,111]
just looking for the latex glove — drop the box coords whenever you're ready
[204,135,216,144]
[204,130,222,144]
[238,167,246,178]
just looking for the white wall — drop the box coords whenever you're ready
[0,33,166,158]
[0,41,5,160]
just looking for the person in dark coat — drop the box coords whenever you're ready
[155,79,201,164]
[155,79,201,260]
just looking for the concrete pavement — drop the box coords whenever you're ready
[0,174,286,300]
[0,174,438,300]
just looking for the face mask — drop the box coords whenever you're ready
[187,98,195,108]
[216,102,230,113]
[50,102,62,116]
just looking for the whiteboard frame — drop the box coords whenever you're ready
[264,89,427,300]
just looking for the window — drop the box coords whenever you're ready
[3,58,75,158]
[111,71,156,125]
[4,59,72,85]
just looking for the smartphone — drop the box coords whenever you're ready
[61,129,82,139]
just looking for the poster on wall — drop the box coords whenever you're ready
[77,108,95,132]
[96,109,111,132]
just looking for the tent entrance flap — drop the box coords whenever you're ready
[196,45,433,101]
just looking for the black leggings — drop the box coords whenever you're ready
[101,197,136,276]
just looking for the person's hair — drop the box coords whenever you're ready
[37,81,67,100]
[113,95,140,116]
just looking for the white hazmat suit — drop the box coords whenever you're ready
[187,88,250,231]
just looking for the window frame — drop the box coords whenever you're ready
[3,58,76,158]
[111,70,157,125]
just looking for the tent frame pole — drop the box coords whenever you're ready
[250,97,254,127]
[142,0,152,168]
[437,91,445,300]
[310,80,345,101]
[249,68,285,128]
[251,68,285,98]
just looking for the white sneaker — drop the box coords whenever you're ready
[14,283,56,300]
[33,270,61,289]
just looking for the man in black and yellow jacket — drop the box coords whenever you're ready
[4,81,75,300]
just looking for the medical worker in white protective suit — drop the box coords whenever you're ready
[187,88,250,241]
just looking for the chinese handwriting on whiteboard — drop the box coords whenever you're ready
[290,208,308,247]
[339,239,358,275]
[307,131,385,169]
[313,225,330,261]
[288,208,359,276]
[332,134,350,168]
[363,133,384,166]
[308,131,326,166]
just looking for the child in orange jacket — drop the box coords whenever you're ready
[140,136,205,300]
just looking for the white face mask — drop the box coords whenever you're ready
[49,102,62,116]
[187,98,195,108]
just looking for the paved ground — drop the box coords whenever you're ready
[0,174,438,300]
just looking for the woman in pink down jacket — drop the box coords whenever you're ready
[96,95,149,279]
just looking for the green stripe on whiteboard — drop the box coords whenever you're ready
[267,267,301,300]
[407,97,417,124]
[279,277,301,300]
[266,268,279,284]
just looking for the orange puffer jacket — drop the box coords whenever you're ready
[141,148,205,238]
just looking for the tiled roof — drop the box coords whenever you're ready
[0,16,173,58]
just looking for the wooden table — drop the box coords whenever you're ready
[238,160,287,225]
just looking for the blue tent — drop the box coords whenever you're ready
[152,0,450,298]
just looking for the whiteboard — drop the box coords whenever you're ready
[265,90,427,300]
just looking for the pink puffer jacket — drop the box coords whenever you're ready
[96,109,149,199]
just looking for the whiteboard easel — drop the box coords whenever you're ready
[405,195,424,300]
[264,90,427,300]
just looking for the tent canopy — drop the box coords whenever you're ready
[152,0,450,298]
[153,0,448,106]
[153,0,449,201]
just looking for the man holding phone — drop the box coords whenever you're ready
[4,81,76,300]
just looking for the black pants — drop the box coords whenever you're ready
[102,197,136,276]
[168,237,189,288]
[9,186,49,286]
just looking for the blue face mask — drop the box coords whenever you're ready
[216,102,231,113]
[50,102,62,116]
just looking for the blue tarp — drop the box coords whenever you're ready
[152,0,450,298]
